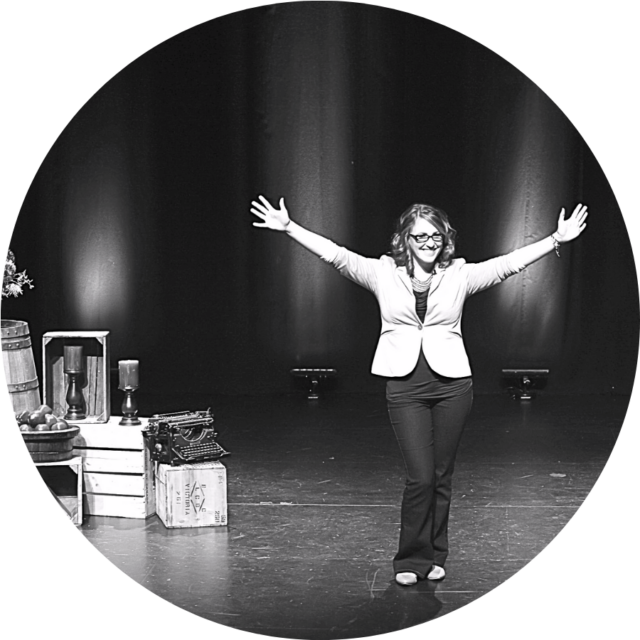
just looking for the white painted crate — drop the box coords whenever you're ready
[73,417,155,518]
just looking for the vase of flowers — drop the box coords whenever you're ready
[2,250,40,413]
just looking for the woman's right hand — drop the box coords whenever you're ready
[251,195,291,231]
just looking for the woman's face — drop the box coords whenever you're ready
[408,217,444,267]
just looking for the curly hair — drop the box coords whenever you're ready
[389,204,457,277]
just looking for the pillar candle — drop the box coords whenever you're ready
[119,360,139,389]
[63,345,83,372]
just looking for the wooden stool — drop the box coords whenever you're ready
[36,456,83,525]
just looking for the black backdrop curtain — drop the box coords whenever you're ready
[5,2,638,399]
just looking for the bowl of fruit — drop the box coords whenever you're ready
[17,405,80,462]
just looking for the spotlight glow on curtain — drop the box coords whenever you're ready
[263,6,354,362]
[62,146,132,328]
[491,85,580,364]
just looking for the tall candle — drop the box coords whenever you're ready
[119,360,139,389]
[63,345,83,372]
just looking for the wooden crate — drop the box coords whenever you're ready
[156,461,227,529]
[42,331,110,423]
[73,417,155,519]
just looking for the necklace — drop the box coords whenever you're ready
[410,272,434,293]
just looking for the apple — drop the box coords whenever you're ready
[52,419,69,430]
[44,413,59,427]
[15,410,31,424]
[28,411,47,427]
[19,423,31,432]
[35,423,51,431]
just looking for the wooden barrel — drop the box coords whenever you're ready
[22,426,80,462]
[1,319,41,413]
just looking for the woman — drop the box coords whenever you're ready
[250,196,588,586]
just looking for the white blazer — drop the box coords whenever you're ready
[321,243,526,378]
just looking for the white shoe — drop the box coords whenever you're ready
[427,565,445,581]
[395,571,418,586]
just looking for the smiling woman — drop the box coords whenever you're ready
[250,193,588,585]
[390,204,457,280]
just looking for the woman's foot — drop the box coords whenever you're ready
[395,571,418,586]
[427,565,445,581]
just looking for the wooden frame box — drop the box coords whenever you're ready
[156,461,227,529]
[36,456,83,525]
[73,417,155,519]
[43,331,110,423]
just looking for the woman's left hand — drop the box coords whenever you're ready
[555,203,588,243]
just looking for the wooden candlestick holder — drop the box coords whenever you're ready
[64,370,86,420]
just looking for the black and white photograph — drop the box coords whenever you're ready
[2,2,638,639]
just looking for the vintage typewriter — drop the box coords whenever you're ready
[143,409,229,466]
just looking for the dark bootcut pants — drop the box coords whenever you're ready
[386,354,473,579]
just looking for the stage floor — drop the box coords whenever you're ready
[80,392,626,639]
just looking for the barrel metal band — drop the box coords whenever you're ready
[1,324,29,338]
[8,378,39,393]
[1,336,32,351]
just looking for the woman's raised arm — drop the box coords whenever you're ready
[512,203,589,267]
[251,195,337,259]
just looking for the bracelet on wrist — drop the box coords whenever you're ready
[551,233,561,258]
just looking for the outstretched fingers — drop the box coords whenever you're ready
[250,207,268,227]
[567,203,589,238]
[258,194,276,211]
[250,194,288,231]
[251,198,270,215]
[578,207,589,224]
[571,203,588,222]
[250,206,266,218]
[571,206,589,236]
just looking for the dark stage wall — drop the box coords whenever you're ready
[5,2,639,398]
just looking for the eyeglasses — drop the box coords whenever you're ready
[409,232,444,245]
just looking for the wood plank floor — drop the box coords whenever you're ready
[77,392,627,639]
